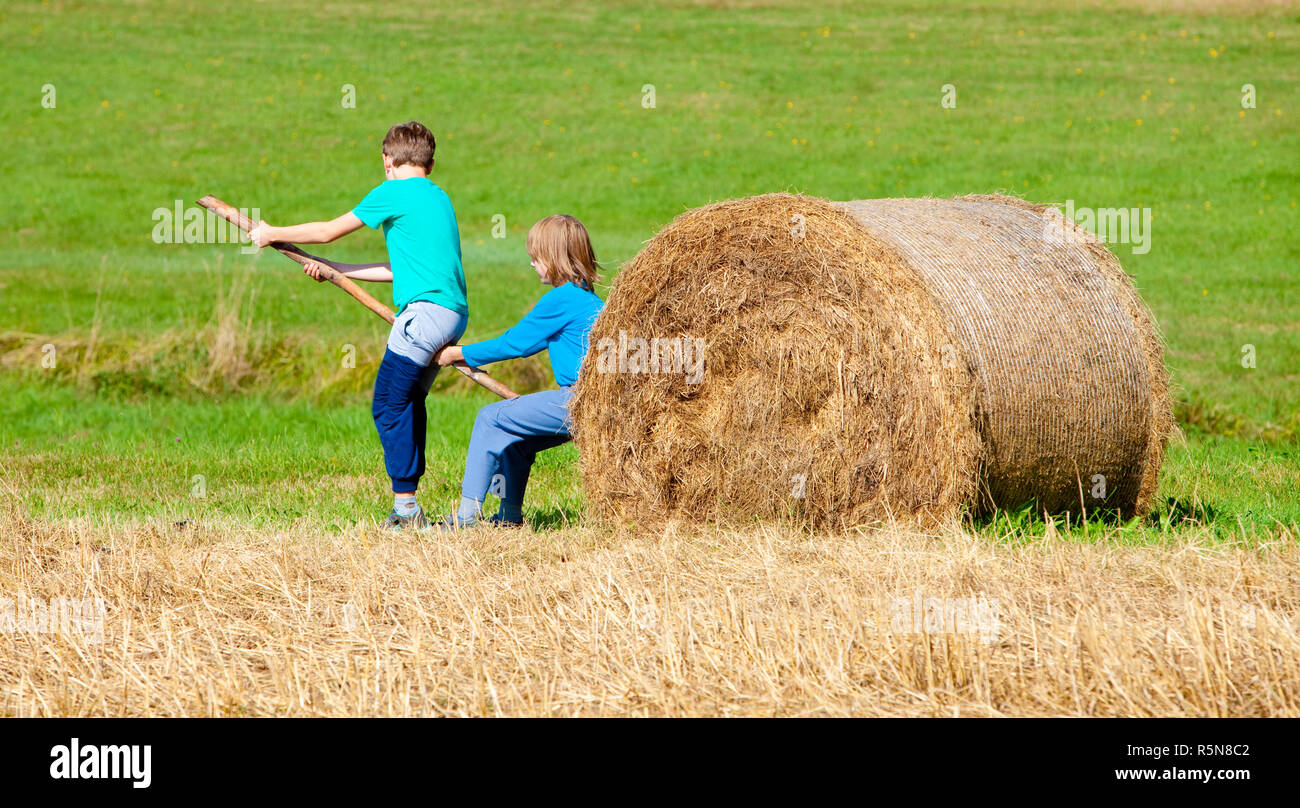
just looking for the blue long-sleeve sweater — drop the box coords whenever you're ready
[460,282,604,387]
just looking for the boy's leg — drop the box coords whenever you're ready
[372,348,432,493]
[459,389,572,520]
[374,303,469,497]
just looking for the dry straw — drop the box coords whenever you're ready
[570,193,1172,528]
[5,509,1294,717]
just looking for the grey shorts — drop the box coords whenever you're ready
[387,302,469,387]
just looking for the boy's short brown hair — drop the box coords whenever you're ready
[526,215,600,290]
[382,121,436,172]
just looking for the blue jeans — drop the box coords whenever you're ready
[461,387,573,506]
[373,302,468,493]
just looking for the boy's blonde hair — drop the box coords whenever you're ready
[383,121,436,172]
[526,215,600,290]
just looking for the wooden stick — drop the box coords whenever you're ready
[197,195,518,400]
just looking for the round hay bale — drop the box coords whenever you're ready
[570,193,1172,528]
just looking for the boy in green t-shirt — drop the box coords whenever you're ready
[250,121,467,529]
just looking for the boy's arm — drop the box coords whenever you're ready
[301,260,393,284]
[250,212,365,246]
[331,264,392,282]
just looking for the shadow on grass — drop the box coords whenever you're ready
[1158,496,1218,525]
[525,505,583,533]
[969,495,1236,543]
[971,499,1126,532]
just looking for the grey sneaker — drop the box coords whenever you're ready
[430,513,480,532]
[382,507,429,531]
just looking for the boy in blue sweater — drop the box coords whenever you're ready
[433,215,604,528]
[250,121,468,529]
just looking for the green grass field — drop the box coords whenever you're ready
[2,0,1297,540]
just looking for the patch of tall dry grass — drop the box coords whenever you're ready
[0,508,1296,716]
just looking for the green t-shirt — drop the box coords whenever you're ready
[352,177,468,315]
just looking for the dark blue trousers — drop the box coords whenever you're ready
[372,348,439,493]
